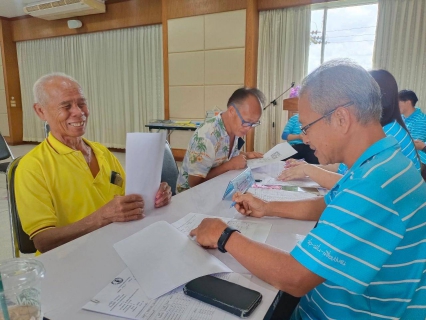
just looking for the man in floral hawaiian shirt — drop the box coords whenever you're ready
[176,87,265,193]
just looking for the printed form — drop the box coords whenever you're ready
[172,213,272,244]
[83,268,251,320]
[247,188,318,202]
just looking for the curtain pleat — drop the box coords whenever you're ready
[373,0,426,112]
[255,7,311,153]
[17,25,164,148]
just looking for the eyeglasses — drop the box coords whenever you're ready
[300,101,353,135]
[230,104,261,128]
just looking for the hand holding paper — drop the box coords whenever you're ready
[247,142,296,169]
[126,132,166,213]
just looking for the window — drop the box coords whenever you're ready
[308,0,378,73]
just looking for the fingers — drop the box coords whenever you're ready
[189,227,198,237]
[155,183,172,207]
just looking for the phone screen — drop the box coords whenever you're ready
[184,275,262,317]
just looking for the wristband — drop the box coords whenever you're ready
[217,227,240,253]
[422,146,426,153]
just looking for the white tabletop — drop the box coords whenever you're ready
[37,170,315,319]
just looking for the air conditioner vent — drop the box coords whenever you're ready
[25,5,40,12]
[51,0,67,7]
[38,3,53,10]
[24,0,105,20]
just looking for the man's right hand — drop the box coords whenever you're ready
[232,192,267,218]
[99,194,144,224]
[227,154,247,170]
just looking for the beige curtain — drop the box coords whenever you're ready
[17,25,164,148]
[255,6,311,153]
[373,0,426,112]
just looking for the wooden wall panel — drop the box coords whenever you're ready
[245,0,259,152]
[11,0,162,42]
[258,0,337,11]
[167,0,246,19]
[0,19,23,144]
[162,0,170,120]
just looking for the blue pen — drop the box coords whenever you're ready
[230,201,236,208]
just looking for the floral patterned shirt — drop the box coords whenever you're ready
[176,114,240,193]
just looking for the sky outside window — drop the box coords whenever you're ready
[308,3,379,73]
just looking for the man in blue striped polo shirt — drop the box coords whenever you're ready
[399,89,426,164]
[282,114,319,164]
[190,59,426,319]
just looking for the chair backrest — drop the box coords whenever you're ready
[0,132,14,161]
[44,122,50,138]
[6,157,37,257]
[161,142,179,196]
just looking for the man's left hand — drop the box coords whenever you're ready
[243,151,263,159]
[155,182,172,208]
[189,218,227,249]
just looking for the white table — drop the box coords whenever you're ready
[37,170,315,319]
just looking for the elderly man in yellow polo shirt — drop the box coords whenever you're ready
[15,72,172,254]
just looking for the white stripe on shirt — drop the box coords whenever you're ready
[309,232,380,270]
[343,189,399,216]
[394,179,424,204]
[381,162,413,188]
[363,149,399,178]
[297,243,369,286]
[328,204,403,238]
[319,220,392,254]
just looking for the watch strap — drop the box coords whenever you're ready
[422,145,426,153]
[217,226,240,253]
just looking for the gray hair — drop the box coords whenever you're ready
[33,72,82,106]
[299,59,382,124]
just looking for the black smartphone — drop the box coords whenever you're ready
[183,275,262,318]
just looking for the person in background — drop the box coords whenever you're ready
[399,89,426,167]
[15,73,172,254]
[281,113,319,164]
[176,87,265,193]
[190,59,426,319]
[279,69,421,189]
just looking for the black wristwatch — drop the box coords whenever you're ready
[217,226,240,253]
[422,145,426,153]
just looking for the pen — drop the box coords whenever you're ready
[230,201,236,208]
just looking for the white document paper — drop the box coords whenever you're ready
[83,268,250,320]
[113,221,232,300]
[247,142,296,169]
[247,188,318,202]
[125,132,166,212]
[172,213,272,244]
[261,176,321,189]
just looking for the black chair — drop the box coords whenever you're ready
[44,122,50,138]
[0,132,15,174]
[6,157,37,257]
[264,291,300,320]
[161,141,179,196]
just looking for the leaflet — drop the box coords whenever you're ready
[83,268,251,320]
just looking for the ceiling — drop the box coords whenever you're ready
[0,0,35,18]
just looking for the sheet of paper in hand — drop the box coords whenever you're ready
[222,167,255,201]
[247,142,297,169]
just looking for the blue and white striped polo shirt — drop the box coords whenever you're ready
[337,120,421,174]
[291,136,426,319]
[282,114,303,145]
[403,107,426,164]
